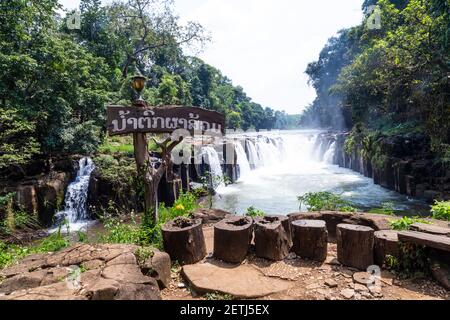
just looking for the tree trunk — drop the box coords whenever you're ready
[161,218,206,265]
[337,224,374,270]
[254,216,291,261]
[133,132,157,224]
[292,220,328,262]
[213,216,253,263]
[374,230,399,267]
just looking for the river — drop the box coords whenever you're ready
[211,130,429,216]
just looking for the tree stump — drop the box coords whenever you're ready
[374,230,399,267]
[337,224,374,270]
[161,217,206,265]
[291,220,328,262]
[254,216,291,261]
[214,216,253,263]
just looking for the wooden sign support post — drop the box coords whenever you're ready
[107,77,225,225]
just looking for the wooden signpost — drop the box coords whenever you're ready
[106,102,225,224]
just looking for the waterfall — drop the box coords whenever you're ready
[52,157,95,231]
[201,146,225,189]
[255,137,279,167]
[323,141,336,164]
[246,140,259,169]
[235,141,251,179]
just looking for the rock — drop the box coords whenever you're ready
[353,272,375,285]
[191,208,231,224]
[340,288,355,299]
[181,261,293,299]
[325,279,338,288]
[36,172,70,226]
[354,283,369,292]
[141,250,171,289]
[0,244,162,300]
[429,252,450,290]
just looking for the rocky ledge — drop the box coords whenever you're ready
[0,244,171,300]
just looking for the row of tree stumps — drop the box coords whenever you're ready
[161,215,392,271]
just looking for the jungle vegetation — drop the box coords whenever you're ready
[301,0,450,163]
[0,0,298,170]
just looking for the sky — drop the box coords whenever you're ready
[59,0,364,114]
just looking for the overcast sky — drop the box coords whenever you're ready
[59,0,364,114]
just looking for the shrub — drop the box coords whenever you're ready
[245,206,265,217]
[390,216,429,231]
[430,201,450,221]
[298,192,357,212]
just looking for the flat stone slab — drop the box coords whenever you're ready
[398,231,450,252]
[410,223,450,237]
[182,261,293,298]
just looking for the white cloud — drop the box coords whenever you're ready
[60,0,364,114]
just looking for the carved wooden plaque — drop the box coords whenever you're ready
[107,105,226,136]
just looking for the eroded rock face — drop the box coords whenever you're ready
[0,244,170,301]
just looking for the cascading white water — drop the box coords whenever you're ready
[246,140,259,169]
[255,137,279,167]
[323,141,336,164]
[52,157,95,232]
[235,141,251,179]
[201,146,225,189]
[212,130,427,216]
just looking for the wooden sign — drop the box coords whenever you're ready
[107,105,226,136]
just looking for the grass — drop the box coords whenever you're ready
[0,226,70,270]
[368,202,395,216]
[99,191,200,249]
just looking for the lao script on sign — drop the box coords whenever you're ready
[107,105,226,136]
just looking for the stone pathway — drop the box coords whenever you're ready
[0,244,170,300]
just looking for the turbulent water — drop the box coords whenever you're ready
[211,130,428,216]
[51,157,96,232]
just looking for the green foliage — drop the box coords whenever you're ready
[99,214,146,245]
[0,107,40,169]
[298,192,357,212]
[430,201,450,221]
[369,202,395,215]
[389,243,430,279]
[245,206,266,218]
[303,0,450,164]
[389,216,430,231]
[0,226,70,270]
[100,192,199,249]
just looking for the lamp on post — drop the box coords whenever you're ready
[131,75,147,107]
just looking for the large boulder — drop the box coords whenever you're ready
[36,172,70,226]
[0,244,163,300]
[191,208,230,225]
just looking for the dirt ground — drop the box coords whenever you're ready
[162,227,449,301]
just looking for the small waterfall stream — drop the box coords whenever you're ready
[52,157,95,232]
[323,141,336,164]
[246,140,259,169]
[201,146,225,189]
[235,142,251,179]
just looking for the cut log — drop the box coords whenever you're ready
[374,230,400,267]
[291,220,327,262]
[397,231,450,252]
[410,223,450,237]
[213,216,253,263]
[161,217,206,265]
[254,216,291,261]
[337,224,374,270]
